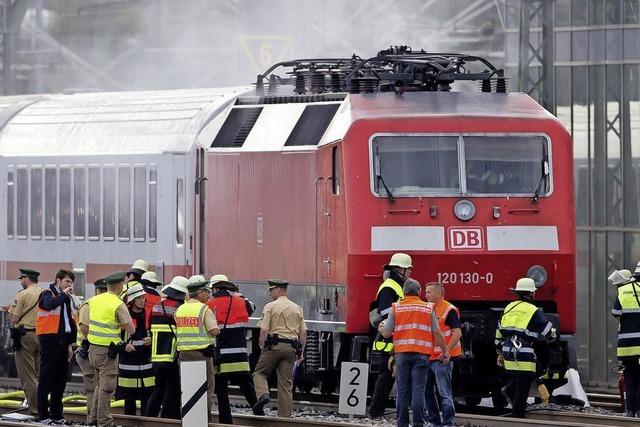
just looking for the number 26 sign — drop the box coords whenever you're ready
[338,362,369,415]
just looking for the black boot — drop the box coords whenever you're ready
[252,394,270,416]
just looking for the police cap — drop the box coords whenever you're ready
[267,279,289,290]
[18,268,40,279]
[104,271,126,285]
[93,278,107,290]
[186,281,209,293]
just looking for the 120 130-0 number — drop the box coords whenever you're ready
[437,272,493,285]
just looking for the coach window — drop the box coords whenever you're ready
[134,166,146,241]
[118,166,131,241]
[176,178,184,245]
[74,167,86,239]
[464,135,549,195]
[7,170,14,238]
[31,168,43,239]
[372,135,460,197]
[16,168,27,238]
[59,168,71,239]
[45,168,57,239]
[88,167,100,240]
[149,166,157,242]
[103,166,115,240]
[332,146,341,195]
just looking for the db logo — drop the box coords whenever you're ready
[448,227,483,250]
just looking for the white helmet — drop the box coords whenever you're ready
[510,278,536,293]
[609,269,632,286]
[384,253,412,270]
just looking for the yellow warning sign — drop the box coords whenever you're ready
[240,36,292,73]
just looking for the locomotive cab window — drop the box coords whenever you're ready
[372,135,460,196]
[370,134,551,198]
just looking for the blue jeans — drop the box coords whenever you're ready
[425,359,455,427]
[396,352,429,427]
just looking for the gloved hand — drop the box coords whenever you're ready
[537,384,550,404]
[497,353,504,367]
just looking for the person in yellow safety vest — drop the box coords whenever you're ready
[612,263,640,417]
[368,252,412,418]
[496,278,555,418]
[84,272,135,427]
[76,278,107,426]
[175,279,220,421]
[115,284,154,416]
[378,278,448,427]
[424,282,462,427]
[145,276,188,419]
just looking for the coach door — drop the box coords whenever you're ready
[173,153,189,269]
[194,148,206,275]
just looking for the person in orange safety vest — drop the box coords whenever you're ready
[424,282,462,427]
[378,279,448,427]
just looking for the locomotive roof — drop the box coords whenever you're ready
[320,91,556,146]
[0,87,250,156]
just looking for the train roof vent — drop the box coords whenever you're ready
[211,107,263,147]
[284,104,340,147]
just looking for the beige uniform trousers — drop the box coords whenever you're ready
[89,345,118,427]
[15,331,39,415]
[179,350,215,421]
[253,343,296,418]
[76,352,96,424]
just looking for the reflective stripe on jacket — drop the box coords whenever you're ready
[614,282,640,358]
[87,292,123,346]
[372,277,404,352]
[175,301,214,351]
[392,296,435,355]
[36,290,61,336]
[150,299,182,364]
[497,300,547,373]
[118,308,154,389]
[208,293,250,373]
[431,300,462,360]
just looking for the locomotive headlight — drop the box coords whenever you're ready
[453,199,476,221]
[527,265,548,288]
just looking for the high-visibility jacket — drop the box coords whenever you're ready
[392,296,435,355]
[36,289,62,335]
[87,292,124,346]
[208,292,250,374]
[118,308,154,389]
[150,298,182,365]
[431,300,462,360]
[372,277,404,352]
[175,300,214,351]
[496,300,554,373]
[612,281,640,358]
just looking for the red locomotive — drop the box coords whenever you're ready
[202,47,575,401]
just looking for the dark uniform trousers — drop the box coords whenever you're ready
[37,339,70,420]
[369,352,395,417]
[146,364,180,419]
[253,343,297,418]
[503,372,536,418]
[215,371,257,424]
[623,358,640,415]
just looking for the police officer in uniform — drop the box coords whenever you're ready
[175,279,220,420]
[6,268,42,416]
[207,274,257,424]
[496,278,555,418]
[76,278,107,426]
[369,253,412,418]
[252,279,306,418]
[84,272,135,427]
[612,267,640,417]
[146,276,188,419]
[36,269,78,423]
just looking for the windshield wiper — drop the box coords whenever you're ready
[532,160,549,204]
[377,174,396,204]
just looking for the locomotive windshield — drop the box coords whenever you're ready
[372,134,550,197]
